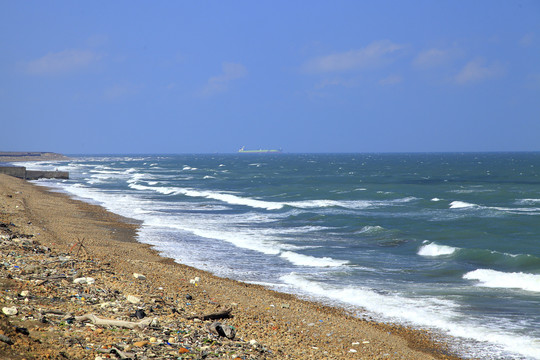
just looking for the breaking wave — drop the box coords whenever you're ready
[463,269,540,293]
[280,251,349,267]
[418,242,458,257]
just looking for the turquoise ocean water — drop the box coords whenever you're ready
[18,153,540,359]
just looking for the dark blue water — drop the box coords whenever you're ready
[21,153,540,359]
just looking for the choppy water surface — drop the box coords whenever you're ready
[22,153,540,359]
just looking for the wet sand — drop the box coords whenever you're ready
[0,173,464,359]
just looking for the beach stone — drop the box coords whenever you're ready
[149,337,158,343]
[134,309,146,319]
[208,321,236,339]
[133,273,146,280]
[126,295,141,304]
[133,340,149,347]
[20,290,29,297]
[73,277,95,285]
[2,306,18,316]
[15,327,29,336]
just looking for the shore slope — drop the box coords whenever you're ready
[0,174,462,359]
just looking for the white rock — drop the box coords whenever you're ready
[349,349,358,353]
[2,306,18,316]
[249,339,258,346]
[133,273,146,280]
[20,290,29,297]
[73,277,95,284]
[126,295,141,304]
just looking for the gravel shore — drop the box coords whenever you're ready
[0,174,464,359]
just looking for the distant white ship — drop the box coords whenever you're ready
[238,146,282,154]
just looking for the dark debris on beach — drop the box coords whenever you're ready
[0,222,273,360]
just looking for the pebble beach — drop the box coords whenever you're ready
[0,173,464,360]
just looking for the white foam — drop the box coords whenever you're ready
[127,182,284,210]
[357,225,384,234]
[449,200,540,214]
[464,269,540,293]
[281,273,540,359]
[186,189,283,210]
[449,201,476,209]
[278,225,331,234]
[431,198,441,202]
[280,251,349,267]
[287,197,417,210]
[188,228,282,255]
[516,198,540,205]
[418,242,458,257]
[450,189,494,194]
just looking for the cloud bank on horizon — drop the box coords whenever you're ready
[1,1,539,154]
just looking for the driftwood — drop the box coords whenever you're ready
[74,314,154,329]
[0,334,13,345]
[97,347,135,360]
[186,308,232,321]
[31,274,71,281]
[42,310,155,330]
[39,309,66,316]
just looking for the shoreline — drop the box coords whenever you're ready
[0,173,464,359]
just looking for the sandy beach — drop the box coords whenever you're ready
[0,173,464,360]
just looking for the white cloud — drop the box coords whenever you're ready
[379,75,403,86]
[303,40,405,73]
[200,62,247,95]
[26,49,102,75]
[414,48,457,68]
[454,58,503,84]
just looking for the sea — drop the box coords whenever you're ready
[16,153,540,359]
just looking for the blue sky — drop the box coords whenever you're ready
[1,1,539,154]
